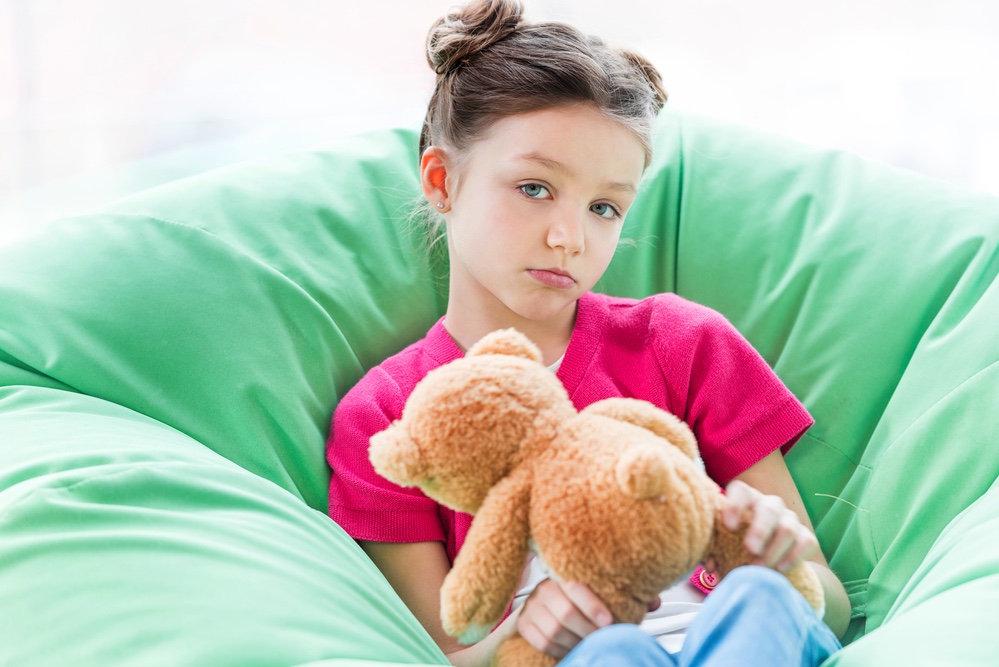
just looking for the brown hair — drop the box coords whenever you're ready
[414,0,667,276]
[420,0,667,171]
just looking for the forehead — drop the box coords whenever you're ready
[468,104,646,185]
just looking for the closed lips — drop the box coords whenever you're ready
[528,268,576,289]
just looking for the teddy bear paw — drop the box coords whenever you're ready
[455,623,491,645]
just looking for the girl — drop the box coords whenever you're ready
[328,1,849,665]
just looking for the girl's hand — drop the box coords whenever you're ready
[516,578,613,659]
[717,479,819,573]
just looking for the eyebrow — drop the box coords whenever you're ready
[514,152,638,195]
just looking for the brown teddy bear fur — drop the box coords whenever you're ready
[369,329,824,667]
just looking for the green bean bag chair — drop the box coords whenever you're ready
[1,111,997,666]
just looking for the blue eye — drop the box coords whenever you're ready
[520,183,550,199]
[591,203,620,219]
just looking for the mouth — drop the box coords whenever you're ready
[527,268,576,290]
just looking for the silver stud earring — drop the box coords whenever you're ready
[436,201,445,210]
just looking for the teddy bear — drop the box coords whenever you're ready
[369,328,824,667]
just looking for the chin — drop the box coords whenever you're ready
[507,291,581,323]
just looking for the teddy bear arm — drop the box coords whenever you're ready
[705,515,751,581]
[441,470,532,645]
[706,501,826,615]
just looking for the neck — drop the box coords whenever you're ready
[444,298,577,368]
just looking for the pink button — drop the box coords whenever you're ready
[699,570,718,590]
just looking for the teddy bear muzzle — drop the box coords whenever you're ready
[369,424,426,487]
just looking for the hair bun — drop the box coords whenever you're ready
[427,0,523,76]
[622,50,668,111]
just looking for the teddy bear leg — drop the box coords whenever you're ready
[493,635,557,667]
[784,562,826,617]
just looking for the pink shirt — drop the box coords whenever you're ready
[327,292,813,565]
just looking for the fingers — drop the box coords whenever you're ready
[723,480,819,573]
[721,479,753,530]
[758,507,820,571]
[776,529,819,572]
[702,556,716,574]
[517,579,612,658]
[517,602,576,658]
[560,580,614,629]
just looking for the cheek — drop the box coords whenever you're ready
[591,224,623,262]
[450,211,509,262]
[474,207,531,249]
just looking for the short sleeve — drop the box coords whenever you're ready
[326,366,446,543]
[651,298,814,485]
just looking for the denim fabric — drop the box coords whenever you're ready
[560,566,841,666]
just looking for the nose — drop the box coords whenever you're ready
[546,206,585,255]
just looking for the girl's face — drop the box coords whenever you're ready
[443,103,646,329]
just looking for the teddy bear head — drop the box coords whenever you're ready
[369,329,576,514]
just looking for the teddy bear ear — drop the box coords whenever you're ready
[616,445,673,499]
[369,423,426,487]
[466,328,543,363]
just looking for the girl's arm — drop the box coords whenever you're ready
[358,540,612,666]
[725,450,852,638]
[357,541,463,653]
[359,540,507,665]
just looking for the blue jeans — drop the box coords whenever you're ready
[560,566,841,667]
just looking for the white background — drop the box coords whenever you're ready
[2,0,997,244]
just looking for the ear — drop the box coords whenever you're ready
[420,146,452,212]
[615,444,673,499]
[369,423,426,487]
[467,329,543,363]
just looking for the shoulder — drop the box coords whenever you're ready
[647,292,732,331]
[337,326,453,420]
[588,292,756,387]
[588,291,733,344]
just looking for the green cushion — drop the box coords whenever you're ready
[605,115,999,656]
[829,476,999,665]
[0,386,445,666]
[0,131,444,513]
[1,111,997,664]
[0,132,448,666]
